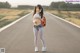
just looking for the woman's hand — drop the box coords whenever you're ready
[33,18,41,26]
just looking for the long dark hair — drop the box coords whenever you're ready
[33,4,44,18]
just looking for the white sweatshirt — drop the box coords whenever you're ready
[33,12,41,19]
[33,12,41,25]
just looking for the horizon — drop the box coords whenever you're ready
[0,0,80,7]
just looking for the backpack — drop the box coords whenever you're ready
[41,16,46,27]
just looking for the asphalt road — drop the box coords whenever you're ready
[0,12,80,53]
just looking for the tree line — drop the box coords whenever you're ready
[0,1,11,8]
[0,1,80,11]
[49,2,80,11]
[18,5,34,9]
[17,2,80,11]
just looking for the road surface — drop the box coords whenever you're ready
[0,12,80,53]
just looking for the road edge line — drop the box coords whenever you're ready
[46,12,80,29]
[0,12,32,32]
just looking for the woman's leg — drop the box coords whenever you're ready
[39,27,46,47]
[33,27,38,47]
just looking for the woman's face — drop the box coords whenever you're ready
[36,7,40,13]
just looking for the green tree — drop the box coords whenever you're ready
[0,1,11,8]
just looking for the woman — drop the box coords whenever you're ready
[33,4,46,52]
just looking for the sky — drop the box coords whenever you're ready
[0,0,80,7]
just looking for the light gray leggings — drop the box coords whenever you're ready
[33,26,46,47]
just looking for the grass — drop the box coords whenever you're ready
[0,15,5,19]
[65,18,80,26]
[0,9,31,28]
[47,10,80,26]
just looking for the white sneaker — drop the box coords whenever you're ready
[42,47,46,52]
[35,47,38,52]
